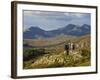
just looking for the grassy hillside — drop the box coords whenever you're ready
[24,35,76,47]
[23,34,91,69]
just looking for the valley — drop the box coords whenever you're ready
[23,34,91,69]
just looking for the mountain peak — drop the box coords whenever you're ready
[64,24,76,30]
[67,24,76,26]
[24,24,90,39]
[29,26,42,30]
[82,24,90,26]
[81,24,90,29]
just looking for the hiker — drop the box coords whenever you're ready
[70,42,74,53]
[72,44,75,50]
[64,44,70,55]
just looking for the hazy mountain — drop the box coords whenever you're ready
[23,24,90,39]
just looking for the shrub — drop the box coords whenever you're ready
[80,49,90,58]
[23,48,45,61]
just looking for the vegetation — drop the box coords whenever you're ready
[23,35,91,69]
[23,48,90,69]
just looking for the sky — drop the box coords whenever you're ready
[23,10,91,31]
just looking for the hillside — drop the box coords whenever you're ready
[23,24,90,39]
[24,34,90,48]
[24,35,77,47]
[23,34,91,69]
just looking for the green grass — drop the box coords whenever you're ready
[23,48,91,69]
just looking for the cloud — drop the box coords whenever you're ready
[63,13,70,16]
[24,10,86,19]
[73,13,85,18]
[23,10,90,31]
[24,10,42,16]
[64,12,85,18]
[24,11,33,16]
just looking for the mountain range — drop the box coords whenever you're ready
[23,24,90,39]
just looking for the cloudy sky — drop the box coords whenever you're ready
[23,10,91,31]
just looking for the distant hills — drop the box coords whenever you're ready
[23,24,90,39]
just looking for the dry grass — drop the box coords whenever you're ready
[23,35,91,69]
[23,48,90,69]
